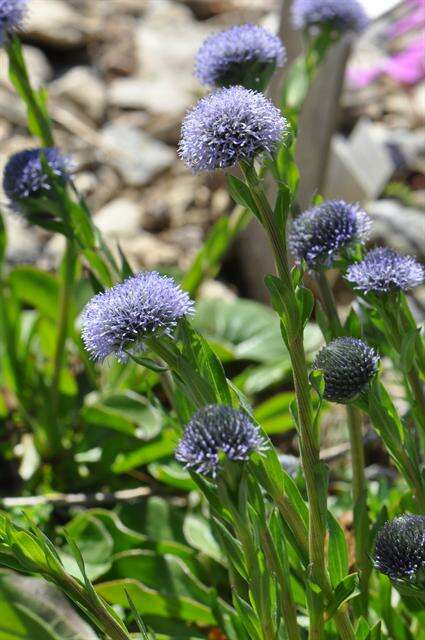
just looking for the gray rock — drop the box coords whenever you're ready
[99,123,174,186]
[325,120,395,202]
[24,0,96,48]
[366,199,425,258]
[107,77,190,117]
[94,198,143,238]
[119,233,180,269]
[50,67,106,123]
[4,214,42,264]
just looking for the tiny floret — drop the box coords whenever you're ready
[313,337,379,403]
[292,0,368,33]
[289,200,371,269]
[195,24,285,89]
[176,404,266,477]
[179,86,287,173]
[0,0,26,45]
[374,515,425,586]
[3,147,69,205]
[346,247,425,295]
[81,271,194,362]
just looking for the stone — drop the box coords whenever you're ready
[198,280,237,302]
[50,67,106,123]
[107,77,190,117]
[119,234,180,269]
[4,214,41,265]
[24,0,96,48]
[366,199,425,258]
[99,123,174,186]
[324,120,395,202]
[0,46,52,89]
[94,198,143,238]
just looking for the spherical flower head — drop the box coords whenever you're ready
[346,247,425,295]
[179,86,287,173]
[374,515,425,587]
[195,24,285,90]
[292,0,368,33]
[289,200,371,269]
[81,271,194,362]
[176,404,266,477]
[313,337,379,403]
[0,0,26,45]
[3,148,69,208]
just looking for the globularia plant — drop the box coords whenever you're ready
[1,3,425,640]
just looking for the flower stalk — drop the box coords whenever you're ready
[241,164,355,639]
[316,270,371,616]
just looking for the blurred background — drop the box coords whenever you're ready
[0,0,423,307]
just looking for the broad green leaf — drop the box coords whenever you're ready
[61,515,113,581]
[327,513,349,588]
[0,571,98,639]
[112,429,178,473]
[149,462,196,491]
[96,579,215,625]
[9,267,58,320]
[254,392,295,434]
[183,514,225,565]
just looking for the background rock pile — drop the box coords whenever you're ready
[0,0,423,302]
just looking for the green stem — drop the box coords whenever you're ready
[58,573,131,640]
[146,337,214,408]
[316,271,371,616]
[241,166,356,640]
[49,236,76,455]
[261,527,300,640]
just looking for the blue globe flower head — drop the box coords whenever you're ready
[195,24,286,90]
[179,86,287,173]
[176,404,266,477]
[313,337,379,403]
[3,147,70,208]
[289,200,371,270]
[292,0,368,33]
[346,247,425,295]
[374,515,425,587]
[81,271,194,362]
[0,0,26,45]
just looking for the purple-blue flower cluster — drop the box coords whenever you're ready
[3,147,69,205]
[346,247,425,295]
[195,24,285,89]
[289,200,371,269]
[292,0,368,33]
[179,86,286,173]
[176,404,265,477]
[0,0,26,45]
[374,515,425,584]
[81,271,194,362]
[313,337,379,403]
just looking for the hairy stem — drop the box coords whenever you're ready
[316,270,371,616]
[241,166,355,640]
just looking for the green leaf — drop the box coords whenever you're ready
[182,217,233,297]
[9,267,59,320]
[149,462,196,492]
[61,515,114,581]
[254,392,295,434]
[112,428,178,473]
[0,571,98,639]
[183,514,225,565]
[400,329,417,373]
[226,176,260,220]
[296,286,314,328]
[96,579,215,625]
[327,513,349,588]
[327,574,359,618]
